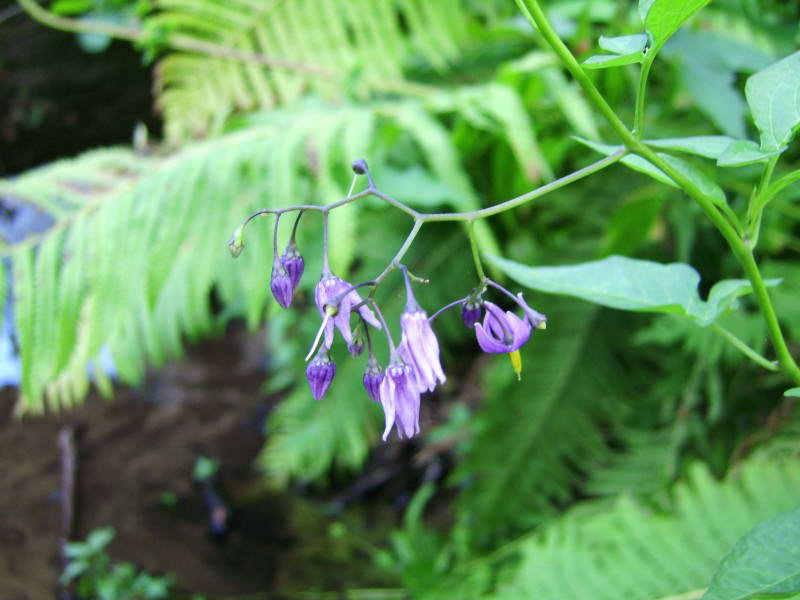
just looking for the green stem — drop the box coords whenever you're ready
[764,168,800,201]
[711,323,779,372]
[634,57,654,137]
[515,0,632,145]
[466,221,486,281]
[420,150,625,222]
[517,0,800,385]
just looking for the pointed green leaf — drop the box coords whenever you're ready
[703,508,800,600]
[717,140,782,167]
[639,0,710,51]
[599,33,648,55]
[583,52,645,70]
[486,254,776,326]
[574,137,674,186]
[576,137,726,206]
[646,136,737,159]
[785,388,800,398]
[745,51,800,152]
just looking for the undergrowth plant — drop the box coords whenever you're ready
[7,0,800,598]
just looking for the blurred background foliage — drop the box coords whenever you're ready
[3,0,800,598]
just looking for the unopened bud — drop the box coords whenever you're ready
[362,357,383,403]
[228,226,245,258]
[351,159,368,175]
[270,261,293,308]
[348,322,366,357]
[307,350,336,400]
[461,300,483,328]
[280,240,304,290]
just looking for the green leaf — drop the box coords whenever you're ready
[574,137,674,186]
[583,52,645,70]
[486,254,774,326]
[576,138,726,205]
[583,34,648,70]
[658,154,727,207]
[703,508,800,600]
[785,388,800,398]
[639,0,710,52]
[646,136,737,159]
[745,51,800,152]
[717,140,782,167]
[599,33,648,55]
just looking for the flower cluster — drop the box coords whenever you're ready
[266,241,546,440]
[229,162,547,442]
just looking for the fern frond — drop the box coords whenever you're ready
[493,458,800,600]
[452,299,636,545]
[151,0,497,142]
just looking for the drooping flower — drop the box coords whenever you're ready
[270,261,293,308]
[474,301,534,353]
[397,310,445,393]
[314,275,381,348]
[280,239,304,290]
[306,348,336,400]
[362,356,384,403]
[396,270,445,393]
[378,362,420,440]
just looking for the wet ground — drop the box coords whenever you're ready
[0,326,395,598]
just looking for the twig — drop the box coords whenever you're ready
[58,426,76,600]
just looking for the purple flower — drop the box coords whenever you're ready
[363,357,383,403]
[306,349,336,400]
[397,310,445,393]
[280,240,304,290]
[270,261,293,308]
[461,300,483,328]
[474,301,534,353]
[314,275,381,348]
[378,362,420,441]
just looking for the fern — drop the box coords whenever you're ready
[492,458,800,600]
[451,299,636,545]
[150,0,507,141]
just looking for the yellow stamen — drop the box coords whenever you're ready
[509,350,522,381]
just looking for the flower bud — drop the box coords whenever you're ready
[280,240,304,290]
[461,300,483,328]
[270,261,293,308]
[348,322,366,357]
[306,350,336,400]
[363,357,383,403]
[351,159,368,175]
[228,226,245,258]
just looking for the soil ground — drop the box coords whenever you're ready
[0,327,304,599]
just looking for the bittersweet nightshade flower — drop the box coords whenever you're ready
[363,357,383,403]
[461,300,483,328]
[396,270,445,393]
[474,301,533,353]
[270,261,294,308]
[280,239,304,290]
[314,275,381,348]
[398,311,445,393]
[306,349,336,400]
[379,362,420,441]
